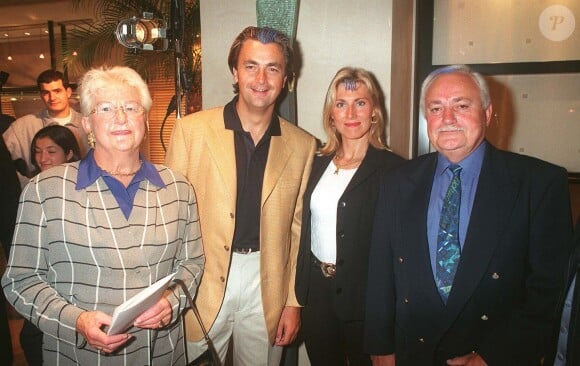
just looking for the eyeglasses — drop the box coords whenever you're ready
[90,101,145,117]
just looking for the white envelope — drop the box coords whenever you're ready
[107,272,176,335]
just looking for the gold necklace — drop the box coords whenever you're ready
[100,160,143,177]
[333,155,363,174]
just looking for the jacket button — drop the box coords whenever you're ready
[398,257,404,263]
[338,231,345,238]
[491,272,500,279]
[339,201,346,208]
[418,337,425,343]
[404,298,409,304]
[481,314,489,321]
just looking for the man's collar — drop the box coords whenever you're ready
[42,108,71,120]
[223,96,281,136]
[436,141,487,175]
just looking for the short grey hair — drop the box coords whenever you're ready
[78,65,152,117]
[419,64,491,114]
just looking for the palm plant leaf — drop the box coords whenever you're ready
[64,0,200,90]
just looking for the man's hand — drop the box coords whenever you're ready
[371,354,395,366]
[447,352,488,366]
[274,306,301,346]
[76,311,131,354]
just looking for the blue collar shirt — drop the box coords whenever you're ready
[76,149,165,219]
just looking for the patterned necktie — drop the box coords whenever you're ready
[436,164,462,303]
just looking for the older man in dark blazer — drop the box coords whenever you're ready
[364,65,573,366]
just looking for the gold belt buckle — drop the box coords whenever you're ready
[320,262,336,278]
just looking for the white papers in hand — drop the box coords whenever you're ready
[107,272,176,335]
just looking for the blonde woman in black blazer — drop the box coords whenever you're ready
[295,67,404,365]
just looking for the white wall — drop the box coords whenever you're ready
[295,1,393,140]
[199,1,257,110]
[200,0,393,142]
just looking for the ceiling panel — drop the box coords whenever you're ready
[0,0,94,29]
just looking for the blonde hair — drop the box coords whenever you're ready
[319,67,388,156]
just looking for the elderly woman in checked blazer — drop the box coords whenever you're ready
[2,66,204,365]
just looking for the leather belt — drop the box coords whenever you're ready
[312,255,336,278]
[233,247,258,254]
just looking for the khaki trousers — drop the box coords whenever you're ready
[187,252,283,366]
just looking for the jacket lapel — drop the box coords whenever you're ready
[206,121,237,202]
[445,145,517,316]
[343,147,383,194]
[304,147,387,203]
[305,154,332,198]
[400,155,448,313]
[262,132,291,205]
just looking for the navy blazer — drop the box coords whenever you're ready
[364,143,574,365]
[296,146,404,321]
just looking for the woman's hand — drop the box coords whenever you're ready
[76,310,132,354]
[133,295,172,330]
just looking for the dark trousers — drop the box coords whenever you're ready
[301,261,371,366]
[20,319,43,366]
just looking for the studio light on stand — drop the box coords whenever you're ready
[115,0,186,151]
[115,13,168,51]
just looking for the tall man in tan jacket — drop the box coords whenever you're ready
[165,26,316,366]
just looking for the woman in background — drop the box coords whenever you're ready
[31,124,81,174]
[295,67,404,365]
[3,65,204,365]
[17,125,82,365]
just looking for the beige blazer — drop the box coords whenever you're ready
[165,106,316,342]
